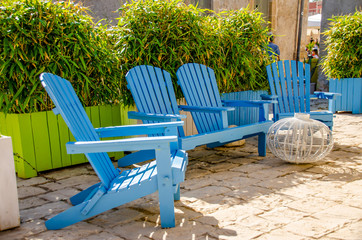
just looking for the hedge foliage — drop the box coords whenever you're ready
[322,10,362,79]
[0,0,122,114]
[116,0,270,105]
[1,0,270,113]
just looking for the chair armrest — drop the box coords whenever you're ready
[312,92,342,100]
[95,122,184,138]
[128,111,186,122]
[178,105,235,113]
[260,94,278,100]
[66,136,178,154]
[222,99,276,107]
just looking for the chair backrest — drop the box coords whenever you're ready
[176,63,225,134]
[126,65,185,137]
[266,60,311,114]
[40,73,119,187]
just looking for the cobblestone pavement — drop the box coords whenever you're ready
[1,108,361,239]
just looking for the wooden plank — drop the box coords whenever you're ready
[0,112,8,136]
[47,111,63,169]
[352,78,362,114]
[31,111,52,171]
[57,115,72,167]
[111,105,124,160]
[13,114,37,178]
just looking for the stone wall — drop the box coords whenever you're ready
[73,0,125,24]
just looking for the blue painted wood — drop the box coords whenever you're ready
[40,73,188,230]
[126,65,274,157]
[221,90,269,126]
[264,60,340,129]
[176,63,274,153]
[329,78,362,114]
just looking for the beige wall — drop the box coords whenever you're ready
[270,0,309,60]
[212,0,251,12]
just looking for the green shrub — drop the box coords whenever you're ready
[0,0,122,114]
[322,11,362,79]
[206,9,270,92]
[115,0,270,105]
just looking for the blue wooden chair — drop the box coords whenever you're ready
[40,73,188,230]
[262,60,341,129]
[125,65,274,164]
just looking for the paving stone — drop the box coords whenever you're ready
[0,219,46,240]
[79,231,125,240]
[39,188,80,202]
[197,205,264,228]
[27,222,102,240]
[185,168,211,179]
[246,193,296,211]
[313,204,362,221]
[283,216,348,238]
[57,174,99,188]
[216,224,263,240]
[255,228,307,240]
[17,186,47,199]
[225,185,273,201]
[20,201,70,222]
[230,163,272,174]
[286,196,338,213]
[108,221,159,239]
[255,174,305,190]
[326,220,362,240]
[16,176,49,187]
[182,186,232,201]
[182,176,220,190]
[41,164,93,180]
[213,175,261,190]
[258,206,307,225]
[88,208,144,228]
[248,168,286,180]
[18,196,49,210]
[204,162,239,173]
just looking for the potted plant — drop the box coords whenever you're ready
[0,133,20,231]
[0,0,134,178]
[322,11,362,114]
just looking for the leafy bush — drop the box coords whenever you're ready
[205,9,270,92]
[322,11,362,79]
[0,0,122,114]
[115,0,270,105]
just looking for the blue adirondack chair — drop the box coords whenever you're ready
[40,73,188,230]
[262,60,341,129]
[124,65,273,166]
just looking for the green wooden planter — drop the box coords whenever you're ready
[0,105,136,178]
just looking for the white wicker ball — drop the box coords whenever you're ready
[267,113,333,163]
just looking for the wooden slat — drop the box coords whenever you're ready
[284,61,295,112]
[31,112,52,171]
[290,60,300,112]
[47,111,63,169]
[278,61,289,112]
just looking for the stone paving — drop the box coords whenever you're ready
[1,107,361,239]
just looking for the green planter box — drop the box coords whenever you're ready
[0,105,136,178]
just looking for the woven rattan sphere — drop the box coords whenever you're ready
[267,113,333,163]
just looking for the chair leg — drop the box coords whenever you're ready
[174,184,181,201]
[258,132,267,157]
[155,147,176,228]
[70,182,101,206]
